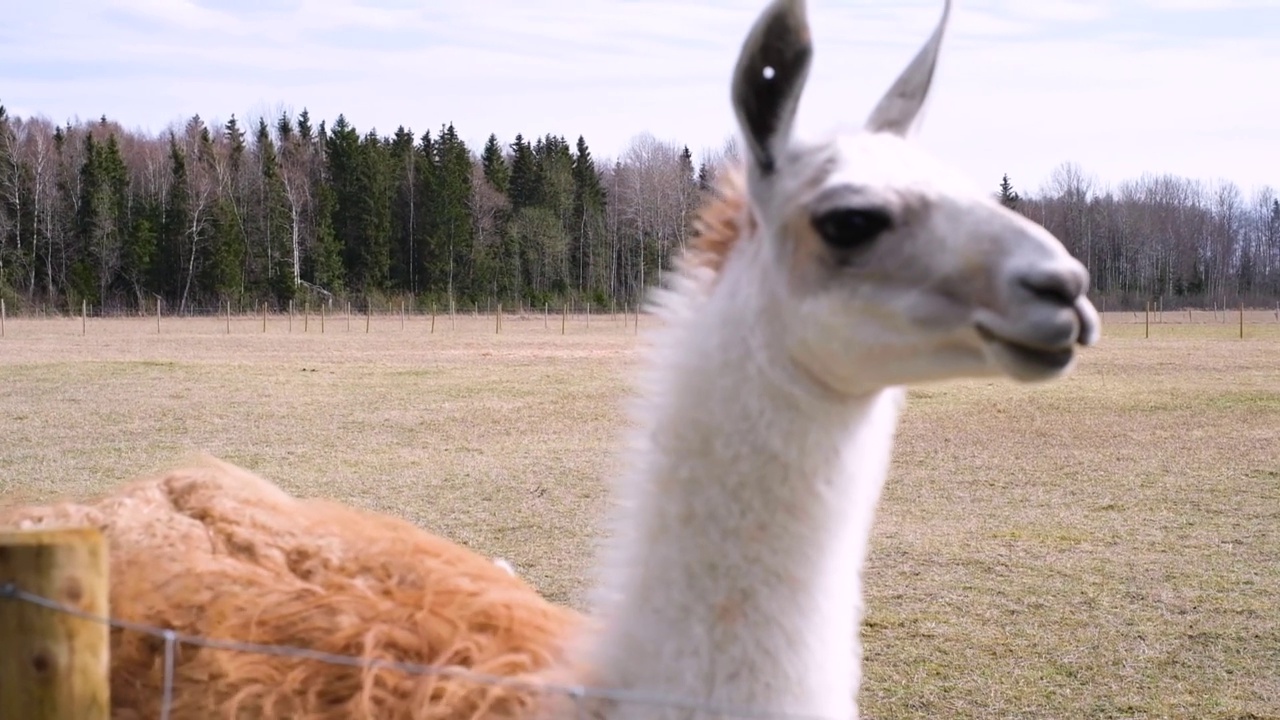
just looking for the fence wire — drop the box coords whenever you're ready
[0,582,841,720]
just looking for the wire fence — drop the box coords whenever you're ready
[0,581,840,720]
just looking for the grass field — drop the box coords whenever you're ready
[2,310,1278,719]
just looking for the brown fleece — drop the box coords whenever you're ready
[1,455,585,720]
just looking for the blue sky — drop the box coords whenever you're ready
[3,0,1277,195]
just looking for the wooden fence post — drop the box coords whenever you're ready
[288,300,293,333]
[1,298,5,338]
[496,303,502,334]
[304,300,309,333]
[562,303,567,335]
[401,300,405,331]
[320,302,326,334]
[225,299,231,334]
[81,299,86,336]
[1240,301,1244,339]
[0,527,110,720]
[431,302,436,334]
[1144,301,1150,339]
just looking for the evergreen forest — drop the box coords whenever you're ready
[0,104,1276,314]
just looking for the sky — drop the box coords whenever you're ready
[2,0,1277,196]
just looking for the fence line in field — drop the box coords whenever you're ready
[0,578,834,720]
[2,296,1279,342]
[0,300,651,338]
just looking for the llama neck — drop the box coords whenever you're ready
[572,266,904,720]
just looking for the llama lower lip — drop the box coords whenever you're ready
[976,324,1075,374]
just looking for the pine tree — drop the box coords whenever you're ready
[697,161,713,191]
[0,102,14,296]
[255,118,294,303]
[480,134,509,195]
[412,130,437,296]
[998,173,1021,209]
[432,123,474,301]
[325,115,363,291]
[74,132,128,304]
[389,126,417,292]
[158,134,190,302]
[355,129,393,292]
[572,135,606,296]
[507,134,539,211]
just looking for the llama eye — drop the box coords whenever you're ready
[812,208,892,251]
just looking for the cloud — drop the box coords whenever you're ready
[105,0,247,34]
[1,0,1276,192]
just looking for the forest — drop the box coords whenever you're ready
[0,103,1277,314]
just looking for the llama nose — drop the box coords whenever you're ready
[1015,264,1084,307]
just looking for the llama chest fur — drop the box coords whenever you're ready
[572,296,904,720]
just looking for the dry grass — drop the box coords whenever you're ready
[1,310,1278,719]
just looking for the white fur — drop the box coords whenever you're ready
[556,2,1099,720]
[574,244,906,720]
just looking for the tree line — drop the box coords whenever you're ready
[0,103,1276,314]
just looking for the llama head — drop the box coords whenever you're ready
[725,0,1100,396]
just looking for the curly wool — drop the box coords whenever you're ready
[0,455,585,720]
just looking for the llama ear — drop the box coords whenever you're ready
[731,0,813,176]
[863,0,951,137]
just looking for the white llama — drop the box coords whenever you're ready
[564,1,1099,719]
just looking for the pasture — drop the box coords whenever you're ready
[1,310,1277,719]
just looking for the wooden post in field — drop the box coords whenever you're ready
[1240,301,1244,339]
[346,301,351,332]
[304,300,309,333]
[81,299,86,336]
[431,302,436,334]
[157,298,162,334]
[1188,308,1192,324]
[225,300,231,334]
[586,302,591,329]
[1144,301,1149,339]
[366,302,371,334]
[562,303,567,335]
[1,298,6,337]
[401,300,405,331]
[544,302,548,330]
[320,302,325,334]
[0,527,110,720]
[262,302,267,333]
[496,303,502,334]
[288,299,293,333]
